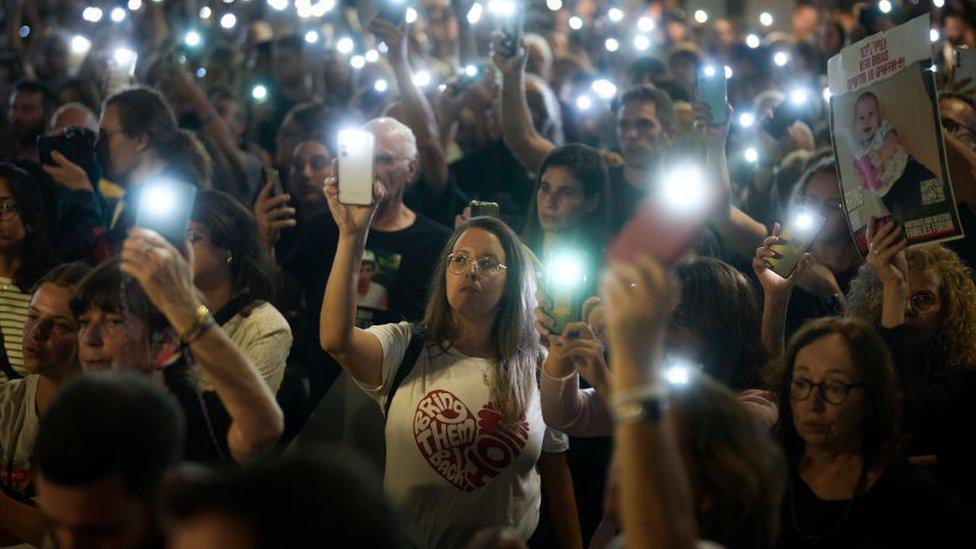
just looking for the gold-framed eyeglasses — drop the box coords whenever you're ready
[447,253,507,276]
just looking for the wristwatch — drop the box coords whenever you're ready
[613,396,669,425]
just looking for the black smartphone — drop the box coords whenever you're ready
[263,167,283,197]
[469,200,500,218]
[498,3,524,55]
[37,127,97,169]
[134,178,198,248]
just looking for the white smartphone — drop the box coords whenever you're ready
[337,129,375,206]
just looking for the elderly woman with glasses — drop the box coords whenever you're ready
[774,316,974,547]
[318,174,568,548]
[846,223,976,509]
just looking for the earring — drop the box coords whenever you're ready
[226,255,233,265]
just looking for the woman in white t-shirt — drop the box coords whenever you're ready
[320,173,561,548]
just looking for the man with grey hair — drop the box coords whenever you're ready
[284,116,450,408]
[47,102,98,135]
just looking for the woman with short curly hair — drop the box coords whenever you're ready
[847,222,976,508]
[847,243,976,383]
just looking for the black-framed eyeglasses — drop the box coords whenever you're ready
[909,291,939,313]
[790,376,865,405]
[446,253,507,276]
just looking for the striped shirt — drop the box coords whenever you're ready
[0,277,29,384]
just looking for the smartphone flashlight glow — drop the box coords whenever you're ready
[743,147,759,163]
[184,30,202,48]
[773,51,790,67]
[338,129,373,150]
[464,64,479,77]
[575,95,593,111]
[374,79,388,93]
[71,35,92,55]
[251,84,269,102]
[738,112,755,128]
[791,209,817,235]
[694,9,708,23]
[139,181,179,219]
[789,87,809,106]
[746,33,761,49]
[605,38,620,52]
[547,250,586,289]
[569,16,584,30]
[336,37,354,54]
[592,79,618,100]
[467,3,484,24]
[660,165,707,213]
[663,355,699,387]
[547,0,562,11]
[487,0,517,17]
[702,65,716,78]
[608,8,624,23]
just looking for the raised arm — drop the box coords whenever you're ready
[493,34,555,172]
[120,229,284,463]
[604,257,698,549]
[370,19,449,197]
[169,69,253,199]
[318,170,386,387]
[691,102,767,262]
[865,216,909,328]
[752,224,808,361]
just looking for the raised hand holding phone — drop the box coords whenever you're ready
[753,222,810,299]
[337,129,376,206]
[765,208,825,278]
[324,159,384,237]
[696,65,728,125]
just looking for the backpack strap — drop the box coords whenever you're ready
[0,329,20,382]
[383,323,426,424]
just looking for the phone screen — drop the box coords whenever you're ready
[766,209,826,277]
[263,167,283,196]
[697,69,728,125]
[134,178,198,249]
[337,130,375,206]
[545,248,589,335]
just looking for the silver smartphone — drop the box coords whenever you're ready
[337,129,375,206]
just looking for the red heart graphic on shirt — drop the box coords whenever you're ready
[413,389,529,492]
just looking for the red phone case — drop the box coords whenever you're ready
[607,179,726,265]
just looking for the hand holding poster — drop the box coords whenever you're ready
[827,15,964,255]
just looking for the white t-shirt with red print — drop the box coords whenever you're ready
[0,375,39,500]
[359,321,567,549]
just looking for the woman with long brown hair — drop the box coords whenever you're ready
[319,172,564,548]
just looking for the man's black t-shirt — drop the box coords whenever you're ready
[607,164,646,235]
[283,211,450,390]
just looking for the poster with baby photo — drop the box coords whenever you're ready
[827,15,963,255]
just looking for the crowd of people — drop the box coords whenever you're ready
[0,0,974,547]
